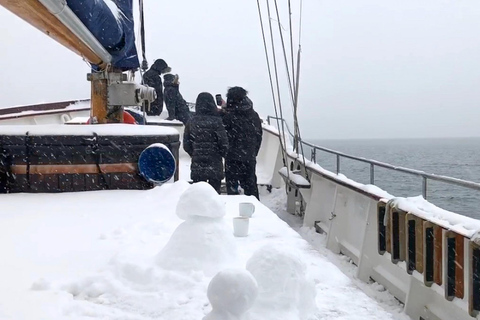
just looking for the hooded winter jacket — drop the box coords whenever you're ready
[222,95,262,162]
[163,74,191,124]
[183,93,229,181]
[143,59,170,115]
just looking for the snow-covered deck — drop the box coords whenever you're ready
[0,181,408,319]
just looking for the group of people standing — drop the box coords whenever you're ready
[143,59,191,124]
[183,87,263,200]
[144,59,263,200]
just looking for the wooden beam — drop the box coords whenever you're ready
[0,0,104,67]
[11,163,137,175]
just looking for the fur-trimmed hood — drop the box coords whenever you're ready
[163,74,179,87]
[151,59,171,73]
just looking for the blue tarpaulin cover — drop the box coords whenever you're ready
[66,0,139,71]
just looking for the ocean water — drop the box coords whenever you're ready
[305,138,480,220]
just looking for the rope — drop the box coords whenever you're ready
[273,0,295,106]
[256,0,287,167]
[139,0,148,71]
[25,132,31,190]
[288,0,296,91]
[292,0,309,181]
[91,133,110,190]
[273,0,310,181]
[265,0,292,190]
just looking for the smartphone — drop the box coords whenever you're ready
[215,94,223,106]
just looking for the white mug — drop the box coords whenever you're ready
[239,202,255,218]
[233,217,249,237]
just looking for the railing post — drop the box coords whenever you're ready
[336,155,340,174]
[267,116,271,125]
[422,177,428,200]
[311,148,316,163]
[370,164,375,185]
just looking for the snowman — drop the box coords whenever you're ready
[156,182,237,276]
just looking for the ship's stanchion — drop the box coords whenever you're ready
[445,231,465,301]
[469,242,480,317]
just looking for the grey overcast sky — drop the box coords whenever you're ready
[1,1,480,139]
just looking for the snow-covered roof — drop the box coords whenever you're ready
[0,124,179,136]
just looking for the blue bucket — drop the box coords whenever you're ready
[138,143,176,184]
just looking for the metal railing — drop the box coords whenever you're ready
[266,116,480,200]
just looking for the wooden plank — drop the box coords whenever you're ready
[434,226,443,286]
[455,233,465,299]
[11,163,137,175]
[0,0,103,66]
[416,217,424,274]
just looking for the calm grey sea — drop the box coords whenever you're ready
[307,138,480,220]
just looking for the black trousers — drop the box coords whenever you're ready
[193,178,222,194]
[225,159,259,200]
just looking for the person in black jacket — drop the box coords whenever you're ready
[223,87,262,200]
[183,92,229,193]
[164,74,191,124]
[143,59,171,116]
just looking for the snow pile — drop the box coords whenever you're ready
[204,269,258,320]
[246,245,317,320]
[156,182,236,275]
[0,181,409,319]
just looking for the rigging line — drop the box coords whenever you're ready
[256,0,287,166]
[294,0,309,178]
[298,0,303,44]
[288,0,296,91]
[266,0,291,180]
[293,48,310,181]
[139,0,148,72]
[273,0,295,105]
